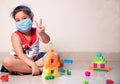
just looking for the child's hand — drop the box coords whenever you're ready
[32,63,40,76]
[34,18,50,43]
[34,18,45,34]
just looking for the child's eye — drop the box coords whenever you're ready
[16,20,20,22]
[23,17,27,20]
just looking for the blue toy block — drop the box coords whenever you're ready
[97,52,102,57]
[64,59,73,64]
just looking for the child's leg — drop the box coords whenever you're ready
[2,56,32,73]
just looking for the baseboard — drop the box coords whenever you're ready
[58,52,120,62]
[0,52,120,62]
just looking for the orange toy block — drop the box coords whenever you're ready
[88,66,110,72]
[43,49,60,68]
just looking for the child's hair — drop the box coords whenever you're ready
[11,5,34,19]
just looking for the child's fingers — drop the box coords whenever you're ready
[40,18,42,27]
[34,20,39,27]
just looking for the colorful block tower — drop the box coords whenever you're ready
[42,49,60,79]
[88,52,110,72]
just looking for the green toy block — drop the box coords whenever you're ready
[94,69,108,72]
[49,75,55,79]
[67,71,71,75]
[82,80,89,84]
[92,54,106,65]
[60,69,65,73]
[45,76,55,80]
[45,76,49,80]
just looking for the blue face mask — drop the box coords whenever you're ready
[16,19,33,33]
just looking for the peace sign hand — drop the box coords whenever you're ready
[34,18,45,34]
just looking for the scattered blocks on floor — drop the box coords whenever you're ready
[60,68,72,75]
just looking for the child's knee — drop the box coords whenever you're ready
[2,56,13,67]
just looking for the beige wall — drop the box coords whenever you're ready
[0,0,120,52]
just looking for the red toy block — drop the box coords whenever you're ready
[106,79,114,84]
[0,74,8,82]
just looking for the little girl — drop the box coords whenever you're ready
[1,5,50,76]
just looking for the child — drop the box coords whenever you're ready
[1,5,50,76]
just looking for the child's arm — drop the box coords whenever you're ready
[11,33,40,75]
[35,18,50,43]
[37,30,50,43]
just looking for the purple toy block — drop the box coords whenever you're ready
[85,71,91,77]
[100,64,105,68]
[93,63,97,68]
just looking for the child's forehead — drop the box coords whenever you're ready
[15,11,29,19]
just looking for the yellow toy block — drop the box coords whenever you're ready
[42,67,60,78]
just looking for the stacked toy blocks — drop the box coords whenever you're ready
[88,52,110,72]
[42,49,60,80]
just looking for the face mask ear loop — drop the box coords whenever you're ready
[29,16,33,22]
[29,11,34,21]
